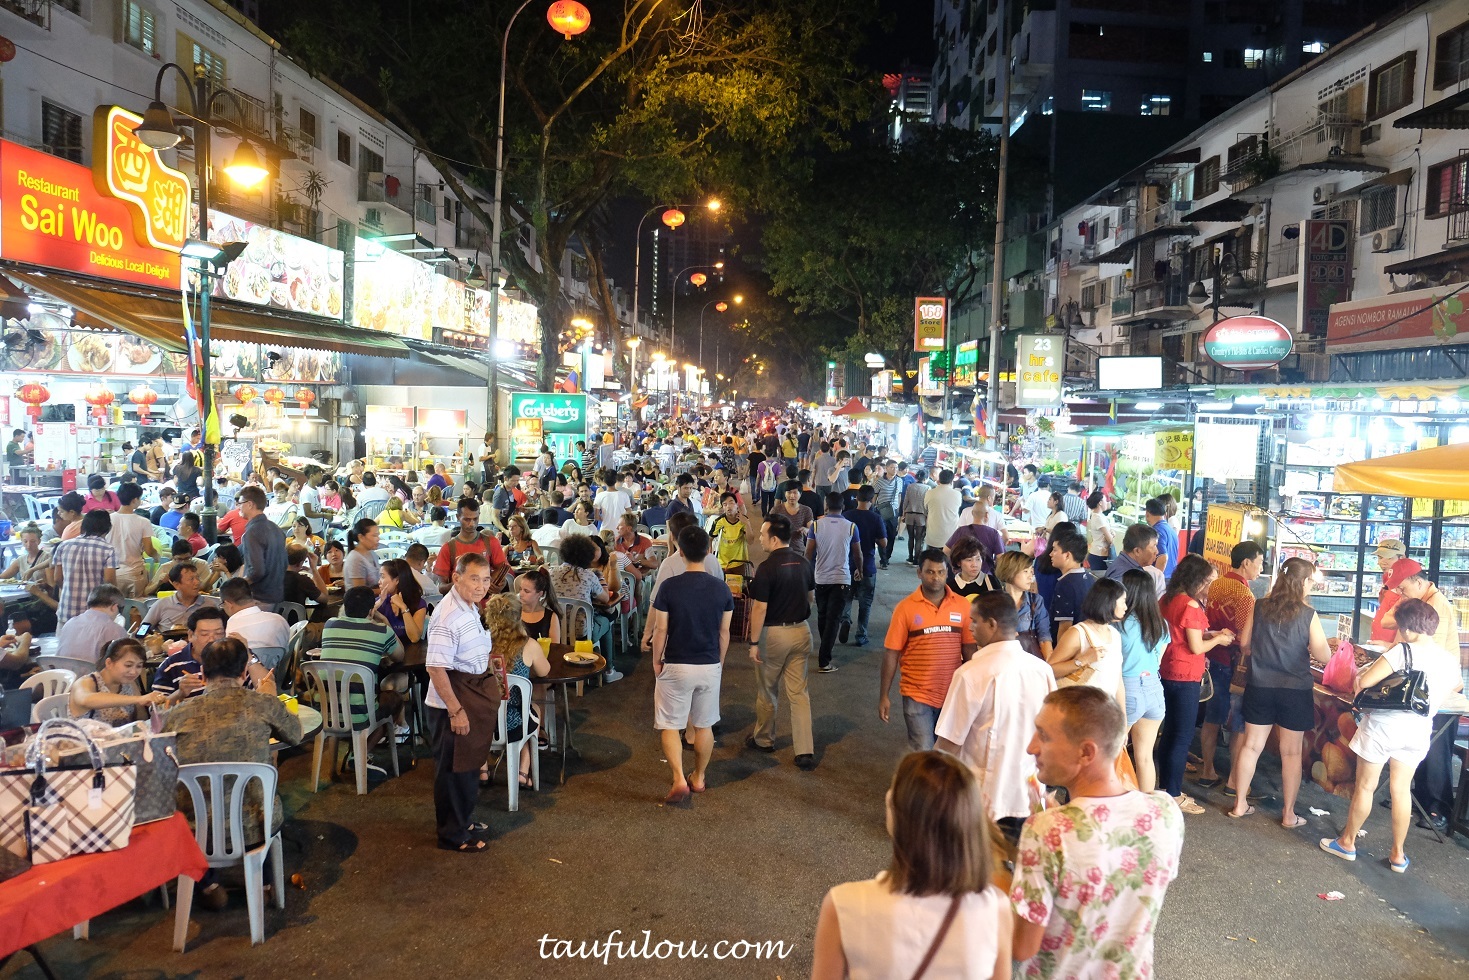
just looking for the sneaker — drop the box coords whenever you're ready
[853,636,869,647]
[839,621,851,644]
[879,562,889,570]
[603,669,624,683]
[365,762,388,779]
[817,664,838,673]
[795,754,817,771]
[744,735,775,753]
[1175,794,1206,815]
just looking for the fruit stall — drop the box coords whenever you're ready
[1074,421,1194,526]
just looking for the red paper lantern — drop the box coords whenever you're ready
[689,272,707,287]
[263,386,286,407]
[128,383,158,421]
[17,382,49,421]
[85,386,115,421]
[295,387,316,410]
[546,1,591,39]
[661,208,686,230]
[715,302,728,313]
[234,384,259,404]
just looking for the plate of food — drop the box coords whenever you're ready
[564,650,600,666]
[69,332,116,374]
[116,335,161,374]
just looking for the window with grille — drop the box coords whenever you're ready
[1434,21,1469,89]
[298,108,318,147]
[1368,53,1416,119]
[1358,187,1397,233]
[41,100,83,163]
[337,130,352,165]
[119,1,157,56]
[1427,156,1469,217]
[176,33,227,87]
[1195,156,1221,197]
[1081,283,1098,309]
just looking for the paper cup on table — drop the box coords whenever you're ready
[574,639,593,654]
[278,694,299,715]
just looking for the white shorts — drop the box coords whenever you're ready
[1348,714,1431,766]
[654,662,722,730]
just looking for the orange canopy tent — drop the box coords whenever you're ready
[1332,442,1469,499]
[831,397,868,416]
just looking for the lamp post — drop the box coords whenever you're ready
[626,336,642,400]
[1188,250,1249,325]
[134,63,273,543]
[668,260,723,357]
[698,294,742,374]
[489,2,590,457]
[631,199,721,368]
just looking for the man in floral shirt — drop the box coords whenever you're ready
[1012,687,1184,979]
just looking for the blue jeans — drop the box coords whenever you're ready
[1159,678,1201,798]
[902,696,940,751]
[841,574,877,642]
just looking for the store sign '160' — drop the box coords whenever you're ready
[914,296,947,351]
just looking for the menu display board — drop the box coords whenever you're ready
[353,239,454,340]
[366,404,415,430]
[207,211,345,320]
[417,408,467,433]
[465,289,540,347]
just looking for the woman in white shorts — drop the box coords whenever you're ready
[1320,598,1463,873]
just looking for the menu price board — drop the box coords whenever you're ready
[366,404,415,430]
[208,211,345,321]
[1203,504,1251,576]
[417,408,467,433]
[353,238,465,341]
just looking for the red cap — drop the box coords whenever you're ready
[1383,558,1423,591]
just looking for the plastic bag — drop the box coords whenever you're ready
[1322,638,1358,694]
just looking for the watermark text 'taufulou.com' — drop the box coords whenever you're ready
[538,930,795,965]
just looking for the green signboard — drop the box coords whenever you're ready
[509,392,588,435]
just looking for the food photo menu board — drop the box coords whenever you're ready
[206,210,346,321]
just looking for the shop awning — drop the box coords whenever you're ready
[5,270,408,358]
[1394,88,1469,130]
[1183,197,1255,223]
[1333,443,1469,498]
[831,397,868,416]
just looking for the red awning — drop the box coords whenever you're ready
[831,397,867,416]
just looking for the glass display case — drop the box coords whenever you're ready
[1407,499,1469,662]
[1273,491,1408,638]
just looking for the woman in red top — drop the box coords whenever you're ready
[1157,555,1235,814]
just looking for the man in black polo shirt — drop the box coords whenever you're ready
[745,513,818,770]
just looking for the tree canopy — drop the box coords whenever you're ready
[275,0,877,389]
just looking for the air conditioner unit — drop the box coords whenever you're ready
[1313,183,1338,204]
[1372,231,1400,253]
[1360,124,1381,144]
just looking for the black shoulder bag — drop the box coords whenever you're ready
[1353,643,1431,716]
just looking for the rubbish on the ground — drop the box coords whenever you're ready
[1319,891,1346,901]
[1309,807,1331,816]
[1227,936,1239,941]
[549,858,563,864]
[291,873,305,890]
[1249,938,1258,943]
[1357,829,1367,838]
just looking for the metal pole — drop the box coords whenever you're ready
[490,1,534,452]
[194,68,218,543]
[985,1,1012,451]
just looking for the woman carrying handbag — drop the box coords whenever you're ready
[1321,598,1462,873]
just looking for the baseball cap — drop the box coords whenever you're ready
[1374,538,1406,560]
[1382,557,1423,591]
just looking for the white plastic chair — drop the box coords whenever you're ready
[172,762,284,950]
[273,602,309,627]
[490,674,540,812]
[357,499,388,521]
[20,667,75,700]
[32,691,72,722]
[540,545,561,566]
[34,654,98,679]
[117,598,155,630]
[557,599,595,641]
[301,660,400,795]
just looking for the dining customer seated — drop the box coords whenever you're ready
[54,584,128,665]
[153,606,229,703]
[318,585,410,740]
[142,562,220,631]
[219,577,291,666]
[148,539,214,596]
[69,636,168,725]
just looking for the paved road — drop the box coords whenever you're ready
[12,516,1469,979]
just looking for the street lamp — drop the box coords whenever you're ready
[626,336,642,399]
[668,262,725,356]
[134,62,275,543]
[699,294,742,374]
[631,198,721,368]
[1188,250,1250,323]
[490,3,590,458]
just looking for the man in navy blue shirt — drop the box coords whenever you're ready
[1047,532,1094,644]
[841,486,888,647]
[1146,498,1178,576]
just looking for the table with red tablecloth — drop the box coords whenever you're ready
[0,812,207,963]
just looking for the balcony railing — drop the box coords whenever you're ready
[455,224,492,252]
[0,0,51,29]
[358,171,412,212]
[230,89,269,138]
[1266,241,1300,279]
[414,199,438,225]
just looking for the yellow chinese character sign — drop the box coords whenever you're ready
[91,106,190,253]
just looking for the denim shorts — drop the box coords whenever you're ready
[1124,672,1166,725]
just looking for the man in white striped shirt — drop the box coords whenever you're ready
[426,552,494,853]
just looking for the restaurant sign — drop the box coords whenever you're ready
[93,106,190,253]
[951,339,979,387]
[1202,503,1252,576]
[1015,334,1063,408]
[0,138,180,287]
[510,392,587,435]
[1325,282,1469,352]
[1199,315,1293,370]
[914,297,946,351]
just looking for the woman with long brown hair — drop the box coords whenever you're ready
[812,752,1011,979]
[482,593,550,790]
[1227,557,1329,826]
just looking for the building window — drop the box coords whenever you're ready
[1359,186,1397,234]
[1368,52,1417,120]
[177,33,227,87]
[298,108,318,147]
[1202,51,1213,63]
[1081,89,1111,111]
[1141,95,1171,116]
[1195,155,1221,197]
[1041,96,1053,115]
[337,130,352,165]
[41,100,83,163]
[1435,20,1469,89]
[119,1,156,56]
[1427,156,1469,218]
[1244,48,1266,69]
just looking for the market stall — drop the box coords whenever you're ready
[1074,421,1193,526]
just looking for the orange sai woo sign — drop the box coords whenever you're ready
[94,105,190,253]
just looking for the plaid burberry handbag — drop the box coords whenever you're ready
[0,717,137,865]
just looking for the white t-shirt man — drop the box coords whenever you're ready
[107,510,154,587]
[356,485,391,506]
[924,483,963,549]
[299,482,327,533]
[595,487,632,530]
[935,639,1056,820]
[1011,791,1185,980]
[1023,486,1052,529]
[956,506,1007,533]
[225,604,291,657]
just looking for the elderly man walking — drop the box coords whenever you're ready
[745,514,817,771]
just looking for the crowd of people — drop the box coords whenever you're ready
[1,407,1463,976]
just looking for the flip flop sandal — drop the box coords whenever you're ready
[466,821,491,833]
[1282,816,1308,829]
[1390,856,1410,873]
[438,838,488,853]
[1226,805,1256,819]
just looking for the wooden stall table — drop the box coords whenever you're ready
[0,812,208,977]
[533,644,606,784]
